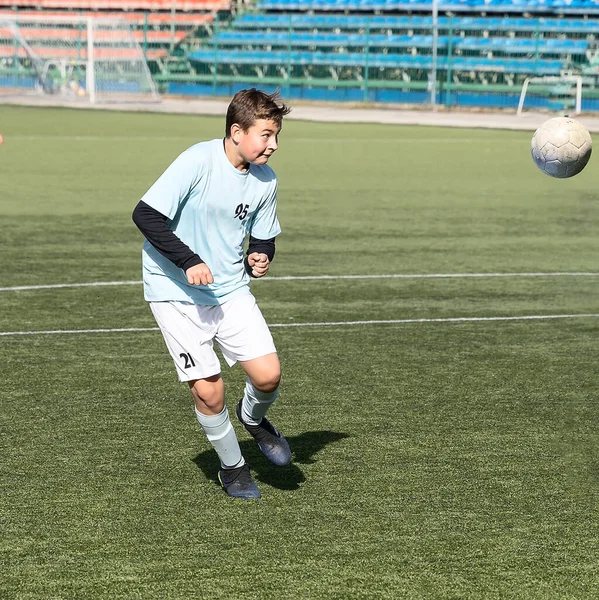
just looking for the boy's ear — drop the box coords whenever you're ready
[230,123,243,144]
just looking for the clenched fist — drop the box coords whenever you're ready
[247,252,270,278]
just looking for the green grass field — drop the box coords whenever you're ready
[1,105,598,599]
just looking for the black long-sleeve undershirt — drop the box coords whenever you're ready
[132,200,276,277]
[132,201,203,271]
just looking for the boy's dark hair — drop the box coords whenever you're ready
[225,88,291,137]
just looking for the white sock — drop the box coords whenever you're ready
[241,379,279,426]
[195,406,244,470]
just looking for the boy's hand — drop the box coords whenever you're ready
[186,263,214,286]
[247,252,270,278]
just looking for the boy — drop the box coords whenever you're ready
[132,89,292,500]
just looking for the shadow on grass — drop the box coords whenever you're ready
[192,430,350,491]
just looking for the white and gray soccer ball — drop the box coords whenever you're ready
[530,117,592,178]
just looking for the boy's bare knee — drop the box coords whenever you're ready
[199,393,224,411]
[251,370,281,393]
[242,353,281,393]
[189,376,225,413]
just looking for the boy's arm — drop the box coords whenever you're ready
[132,200,203,271]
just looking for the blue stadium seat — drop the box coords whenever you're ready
[256,0,599,11]
[213,30,589,56]
[239,12,599,32]
[458,36,588,54]
[212,31,466,49]
[188,47,567,75]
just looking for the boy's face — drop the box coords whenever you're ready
[232,119,281,166]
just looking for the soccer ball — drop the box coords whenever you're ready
[530,117,592,178]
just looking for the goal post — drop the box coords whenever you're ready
[517,76,583,116]
[0,15,159,103]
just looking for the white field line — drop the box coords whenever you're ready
[1,314,598,337]
[8,135,513,143]
[0,280,142,292]
[10,135,196,142]
[1,272,598,292]
[253,272,599,281]
[0,327,161,337]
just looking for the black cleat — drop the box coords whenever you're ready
[236,400,292,466]
[218,463,261,500]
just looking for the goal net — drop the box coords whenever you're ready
[517,76,583,116]
[0,15,159,103]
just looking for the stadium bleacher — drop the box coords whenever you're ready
[171,0,599,108]
[186,9,595,80]
[3,0,599,108]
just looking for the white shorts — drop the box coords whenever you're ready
[149,294,277,382]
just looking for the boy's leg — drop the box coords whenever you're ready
[237,353,291,466]
[190,375,261,500]
[190,376,261,499]
[189,375,242,468]
[149,301,260,499]
[239,352,281,425]
[215,295,291,466]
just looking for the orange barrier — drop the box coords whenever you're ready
[0,0,228,9]
[0,42,168,58]
[0,25,187,42]
[0,10,215,24]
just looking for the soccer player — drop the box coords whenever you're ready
[132,89,292,500]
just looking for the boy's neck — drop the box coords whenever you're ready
[223,137,249,172]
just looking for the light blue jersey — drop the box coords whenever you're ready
[140,139,281,305]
